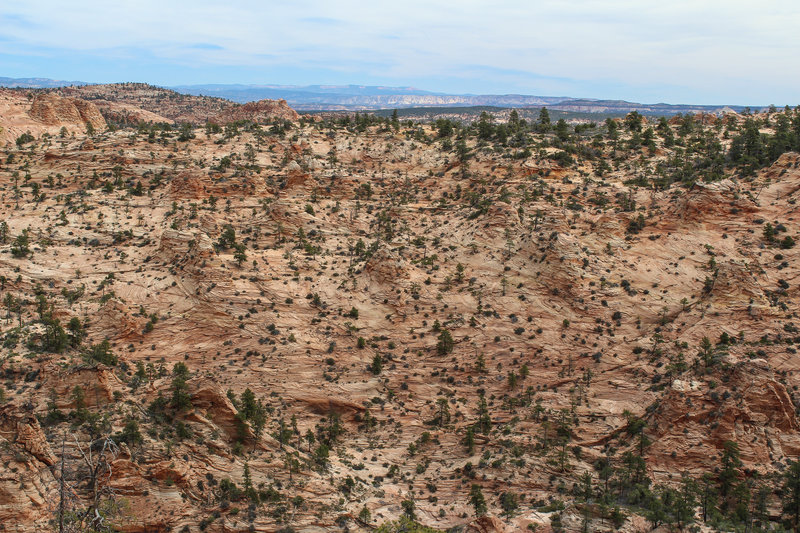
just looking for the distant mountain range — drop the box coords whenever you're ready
[0,76,88,88]
[0,77,757,115]
[171,84,443,98]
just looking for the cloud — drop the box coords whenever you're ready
[0,12,38,28]
[0,0,798,103]
[297,16,344,26]
[187,43,225,51]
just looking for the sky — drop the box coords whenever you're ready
[1,0,798,105]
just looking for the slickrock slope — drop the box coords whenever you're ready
[2,101,800,532]
[27,93,106,131]
[0,90,105,145]
[92,101,171,126]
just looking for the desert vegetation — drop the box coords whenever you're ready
[2,86,800,531]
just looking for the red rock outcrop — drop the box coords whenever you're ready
[464,515,513,533]
[674,179,757,222]
[648,361,800,476]
[210,98,299,124]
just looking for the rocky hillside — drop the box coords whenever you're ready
[2,102,800,532]
[210,99,299,124]
[55,83,298,125]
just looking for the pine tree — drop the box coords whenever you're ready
[469,484,487,516]
[464,427,475,454]
[538,107,551,131]
[719,441,742,507]
[233,243,247,267]
[370,353,383,375]
[476,393,491,434]
[359,505,372,523]
[783,459,800,529]
[436,329,454,355]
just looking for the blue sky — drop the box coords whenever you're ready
[1,0,798,105]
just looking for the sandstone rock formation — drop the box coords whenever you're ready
[0,89,105,145]
[27,93,106,130]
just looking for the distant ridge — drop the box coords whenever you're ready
[0,76,760,115]
[170,84,567,109]
[171,85,755,115]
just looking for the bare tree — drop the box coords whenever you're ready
[50,432,121,533]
